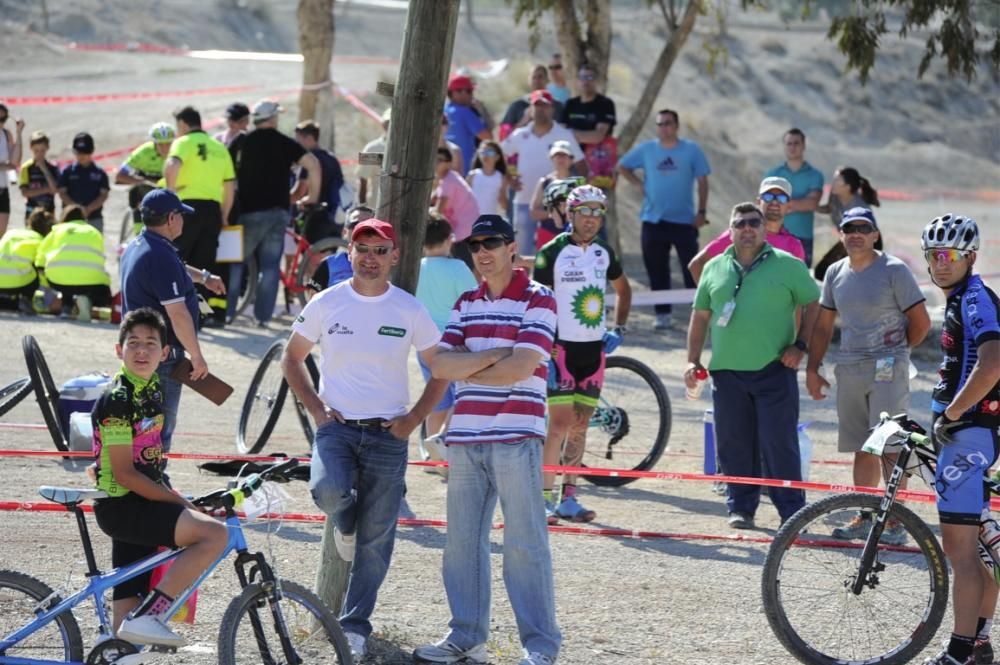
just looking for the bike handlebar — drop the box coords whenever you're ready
[192,459,300,511]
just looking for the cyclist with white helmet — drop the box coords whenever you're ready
[533,184,632,522]
[116,123,176,230]
[920,214,999,665]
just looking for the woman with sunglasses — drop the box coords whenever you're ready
[466,141,508,216]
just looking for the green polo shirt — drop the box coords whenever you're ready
[694,243,820,371]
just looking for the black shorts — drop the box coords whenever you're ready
[0,188,9,214]
[94,493,184,599]
[548,340,606,407]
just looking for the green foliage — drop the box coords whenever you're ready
[507,0,557,51]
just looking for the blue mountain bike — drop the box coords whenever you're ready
[0,459,351,665]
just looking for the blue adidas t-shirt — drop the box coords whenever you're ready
[619,138,710,225]
[765,161,824,240]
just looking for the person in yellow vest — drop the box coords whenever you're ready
[35,205,111,317]
[0,208,53,313]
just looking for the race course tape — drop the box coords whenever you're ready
[1,447,996,510]
[1,85,261,106]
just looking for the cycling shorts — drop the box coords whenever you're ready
[548,340,605,407]
[94,493,185,599]
[934,425,998,526]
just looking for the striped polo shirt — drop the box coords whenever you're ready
[440,269,557,445]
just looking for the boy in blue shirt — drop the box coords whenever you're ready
[307,205,373,291]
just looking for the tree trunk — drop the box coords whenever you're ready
[552,0,584,94]
[616,0,701,155]
[551,0,611,97]
[378,0,461,296]
[297,0,336,151]
[582,0,612,89]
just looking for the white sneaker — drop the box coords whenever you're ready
[422,434,449,478]
[520,652,557,665]
[413,638,488,663]
[345,631,366,660]
[333,526,356,562]
[117,615,185,648]
[654,312,672,330]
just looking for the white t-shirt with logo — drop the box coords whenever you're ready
[501,122,584,205]
[292,280,441,419]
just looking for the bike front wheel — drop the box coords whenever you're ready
[761,492,948,665]
[236,340,289,454]
[581,355,671,487]
[232,254,259,321]
[23,335,67,452]
[291,353,321,449]
[217,578,351,665]
[0,569,85,662]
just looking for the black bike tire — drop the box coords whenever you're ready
[582,355,671,487]
[294,237,348,306]
[232,254,259,320]
[761,492,949,665]
[22,335,68,452]
[0,569,85,662]
[293,354,321,448]
[0,377,32,417]
[236,340,289,455]
[217,578,351,665]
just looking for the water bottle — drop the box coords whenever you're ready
[797,423,813,481]
[686,367,709,401]
[980,508,1000,586]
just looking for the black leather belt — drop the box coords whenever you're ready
[341,418,388,429]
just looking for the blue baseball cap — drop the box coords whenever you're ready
[468,214,514,240]
[140,189,194,216]
[840,206,878,230]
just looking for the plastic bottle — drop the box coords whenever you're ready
[797,423,813,481]
[686,367,709,400]
[980,508,1000,585]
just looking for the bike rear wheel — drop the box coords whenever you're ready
[581,355,671,487]
[291,354,321,449]
[236,340,289,454]
[217,578,351,665]
[0,569,84,662]
[22,335,68,452]
[294,237,347,306]
[0,377,32,417]
[761,492,948,665]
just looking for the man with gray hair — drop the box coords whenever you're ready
[226,99,320,326]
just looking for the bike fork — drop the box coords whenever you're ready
[851,449,912,595]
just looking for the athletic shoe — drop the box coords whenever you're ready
[922,649,974,664]
[412,638,488,663]
[654,312,672,330]
[879,518,908,546]
[711,481,728,496]
[555,496,596,522]
[334,526,356,562]
[831,514,872,540]
[727,512,754,529]
[423,435,448,478]
[973,638,993,665]
[345,632,366,661]
[519,652,556,665]
[117,615,185,648]
[545,500,559,526]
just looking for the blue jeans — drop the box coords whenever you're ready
[442,439,561,658]
[154,351,183,457]
[711,361,804,521]
[308,420,408,638]
[514,203,534,255]
[227,208,289,322]
[799,237,814,267]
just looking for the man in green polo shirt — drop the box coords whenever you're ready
[685,201,820,529]
[764,128,824,266]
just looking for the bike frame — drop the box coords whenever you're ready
[280,228,313,295]
[1,508,273,665]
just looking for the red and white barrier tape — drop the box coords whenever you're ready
[1,86,261,107]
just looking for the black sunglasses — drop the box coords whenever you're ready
[842,223,876,235]
[548,64,562,70]
[731,217,763,229]
[0,116,7,123]
[468,237,509,253]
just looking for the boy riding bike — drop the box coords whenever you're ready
[91,308,227,646]
[921,214,1000,665]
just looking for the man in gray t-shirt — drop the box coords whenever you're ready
[805,207,931,543]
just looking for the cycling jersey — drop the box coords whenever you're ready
[18,158,58,214]
[167,130,235,203]
[91,367,167,497]
[121,141,165,181]
[932,274,1000,429]
[533,232,622,343]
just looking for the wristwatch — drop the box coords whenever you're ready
[614,325,628,335]
[201,268,211,283]
[793,339,808,352]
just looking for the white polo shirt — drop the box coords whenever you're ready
[292,280,440,419]
[501,122,584,205]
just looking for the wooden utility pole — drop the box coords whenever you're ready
[377,0,461,295]
[297,0,336,151]
[313,0,461,616]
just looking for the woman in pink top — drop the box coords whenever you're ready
[432,146,480,241]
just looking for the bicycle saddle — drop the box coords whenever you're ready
[38,486,108,505]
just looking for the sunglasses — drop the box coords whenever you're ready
[578,73,596,81]
[548,64,562,70]
[656,121,676,127]
[925,248,970,264]
[479,149,498,158]
[572,206,606,217]
[468,237,509,253]
[842,223,876,235]
[0,116,7,123]
[760,192,790,204]
[731,217,763,229]
[354,244,392,256]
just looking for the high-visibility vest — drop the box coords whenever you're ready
[34,221,110,287]
[0,229,43,289]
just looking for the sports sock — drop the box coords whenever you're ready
[562,484,577,500]
[131,588,175,620]
[947,633,975,661]
[977,617,992,641]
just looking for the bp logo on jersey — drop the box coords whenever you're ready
[571,285,604,328]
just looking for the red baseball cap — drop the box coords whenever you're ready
[351,219,397,244]
[448,74,475,92]
[530,89,554,105]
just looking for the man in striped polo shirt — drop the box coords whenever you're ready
[415,215,561,665]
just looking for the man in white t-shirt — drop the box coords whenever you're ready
[501,89,586,255]
[281,218,446,662]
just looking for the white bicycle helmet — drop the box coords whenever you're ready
[921,213,980,252]
[542,178,582,210]
[566,184,607,210]
[149,122,176,144]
